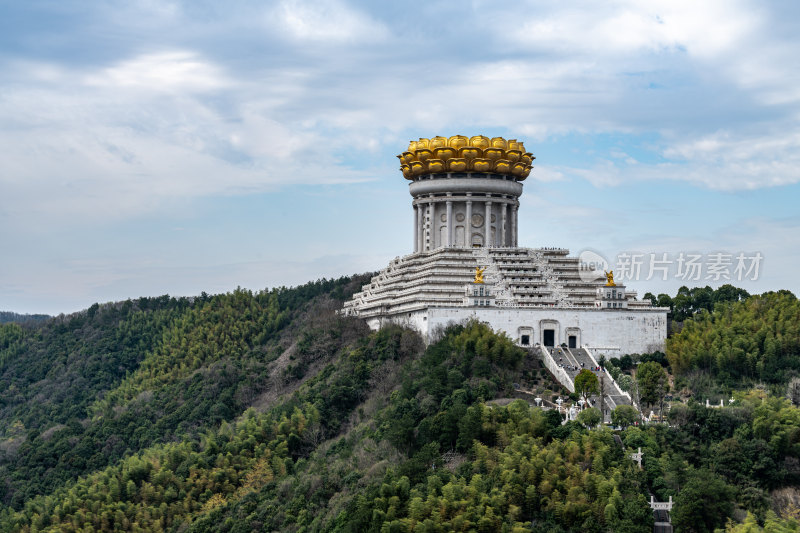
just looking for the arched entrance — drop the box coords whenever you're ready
[540,320,560,347]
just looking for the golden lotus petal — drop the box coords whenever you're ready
[472,158,492,172]
[433,147,457,161]
[397,137,532,179]
[494,159,511,173]
[506,149,522,163]
[491,137,507,150]
[483,148,503,161]
[470,135,490,149]
[448,135,469,150]
[415,148,433,162]
[460,147,481,160]
[429,136,447,150]
[447,158,468,172]
[426,159,445,173]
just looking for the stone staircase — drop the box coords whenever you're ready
[527,250,570,307]
[572,347,632,413]
[546,345,632,417]
[472,248,516,306]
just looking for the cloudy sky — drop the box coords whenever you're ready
[1,0,799,315]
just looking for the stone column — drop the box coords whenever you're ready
[511,204,518,246]
[422,203,428,252]
[429,201,436,250]
[413,204,419,253]
[484,201,492,247]
[446,200,453,247]
[422,203,429,251]
[465,199,472,247]
[501,202,507,247]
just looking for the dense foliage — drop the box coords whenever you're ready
[3,282,800,532]
[186,323,653,533]
[667,291,800,386]
[0,276,368,509]
[644,284,750,322]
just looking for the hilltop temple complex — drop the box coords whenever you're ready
[342,135,667,366]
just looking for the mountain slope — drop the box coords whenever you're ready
[3,285,800,532]
[0,276,370,508]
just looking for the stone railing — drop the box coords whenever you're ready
[650,495,673,511]
[584,347,633,404]
[538,345,574,393]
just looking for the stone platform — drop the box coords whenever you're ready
[343,246,667,354]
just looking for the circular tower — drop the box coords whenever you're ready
[398,135,534,252]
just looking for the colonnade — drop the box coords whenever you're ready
[412,196,519,252]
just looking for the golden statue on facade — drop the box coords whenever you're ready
[604,270,616,287]
[474,267,486,284]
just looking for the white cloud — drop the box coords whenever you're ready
[649,130,800,190]
[554,135,800,191]
[506,0,756,58]
[270,0,388,43]
[85,51,228,92]
[0,54,376,225]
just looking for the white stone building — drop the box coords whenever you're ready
[342,135,668,356]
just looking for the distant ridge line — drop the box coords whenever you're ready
[0,311,51,324]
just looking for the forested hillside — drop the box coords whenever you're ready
[667,291,800,387]
[0,276,370,509]
[1,283,800,532]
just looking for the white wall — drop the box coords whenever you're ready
[423,307,666,354]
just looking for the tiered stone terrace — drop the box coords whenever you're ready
[342,246,648,320]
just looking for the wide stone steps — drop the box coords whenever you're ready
[547,346,632,417]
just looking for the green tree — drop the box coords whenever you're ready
[611,405,638,429]
[574,369,599,406]
[672,470,735,533]
[577,407,601,428]
[618,374,633,392]
[724,511,799,532]
[636,361,669,415]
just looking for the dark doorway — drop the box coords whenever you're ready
[568,335,577,349]
[521,335,530,346]
[543,329,555,347]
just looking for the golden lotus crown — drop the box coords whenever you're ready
[397,135,534,181]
